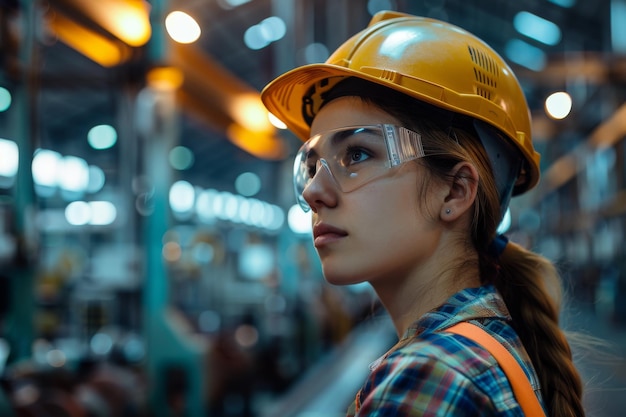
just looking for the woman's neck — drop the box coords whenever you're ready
[372,253,481,337]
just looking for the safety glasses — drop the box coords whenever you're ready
[294,124,425,212]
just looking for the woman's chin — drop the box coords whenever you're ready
[321,268,364,286]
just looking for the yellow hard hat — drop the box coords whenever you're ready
[261,10,541,194]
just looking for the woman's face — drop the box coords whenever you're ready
[304,96,445,287]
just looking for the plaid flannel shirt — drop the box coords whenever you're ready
[347,284,545,416]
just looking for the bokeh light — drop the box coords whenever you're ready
[169,146,195,170]
[235,172,261,197]
[545,91,573,119]
[88,124,117,150]
[165,11,201,44]
[0,87,11,112]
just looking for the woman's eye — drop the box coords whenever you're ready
[350,149,366,162]
[345,147,371,165]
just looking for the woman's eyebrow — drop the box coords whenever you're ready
[329,127,379,146]
[329,128,355,145]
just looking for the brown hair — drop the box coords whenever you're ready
[319,78,585,417]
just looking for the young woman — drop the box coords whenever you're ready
[262,10,585,417]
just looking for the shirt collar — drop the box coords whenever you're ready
[401,284,511,340]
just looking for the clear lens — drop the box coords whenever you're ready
[294,124,424,211]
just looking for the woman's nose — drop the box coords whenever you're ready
[302,159,339,212]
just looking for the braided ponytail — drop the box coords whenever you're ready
[496,243,585,417]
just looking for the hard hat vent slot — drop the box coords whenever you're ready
[467,45,499,100]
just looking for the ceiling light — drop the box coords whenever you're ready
[0,87,11,112]
[513,11,562,46]
[65,201,91,226]
[165,11,201,44]
[0,139,18,178]
[545,91,572,119]
[88,124,117,150]
[612,0,626,53]
[169,146,195,170]
[259,16,286,43]
[169,180,195,213]
[59,156,89,193]
[89,201,117,225]
[87,165,106,193]
[235,172,261,197]
[193,186,284,231]
[32,149,61,188]
[244,16,286,50]
[244,24,270,50]
[505,39,546,71]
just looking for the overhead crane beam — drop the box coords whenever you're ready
[45,0,289,161]
[165,41,289,160]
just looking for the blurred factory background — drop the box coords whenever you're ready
[0,0,625,416]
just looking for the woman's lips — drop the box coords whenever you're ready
[313,223,348,247]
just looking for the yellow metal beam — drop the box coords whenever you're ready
[46,9,132,67]
[48,0,152,47]
[167,41,288,160]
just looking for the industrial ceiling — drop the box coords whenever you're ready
[0,0,625,218]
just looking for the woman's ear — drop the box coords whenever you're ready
[440,162,479,222]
